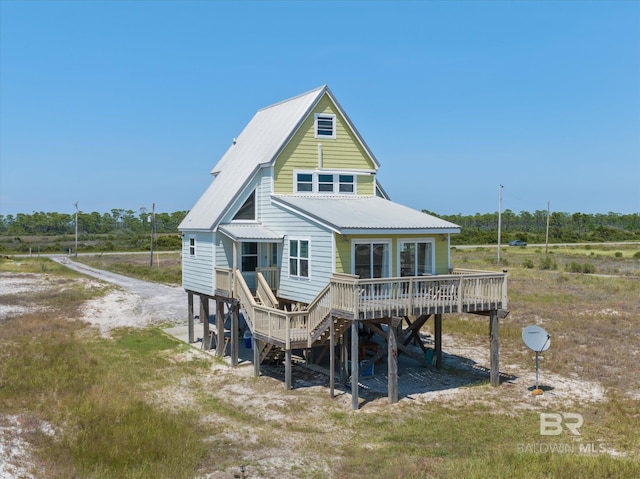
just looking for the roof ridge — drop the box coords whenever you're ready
[258,85,326,112]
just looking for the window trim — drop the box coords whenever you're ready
[351,239,392,279]
[293,170,357,195]
[288,237,311,279]
[314,113,336,139]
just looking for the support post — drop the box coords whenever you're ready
[330,316,335,399]
[340,328,348,382]
[388,319,399,404]
[434,313,442,369]
[201,295,210,350]
[216,300,225,358]
[351,321,359,410]
[230,301,239,366]
[490,309,500,386]
[253,338,260,377]
[187,292,194,343]
[285,349,292,390]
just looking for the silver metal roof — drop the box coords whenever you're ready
[179,85,380,231]
[218,224,283,242]
[272,196,460,234]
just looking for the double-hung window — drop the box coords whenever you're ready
[289,239,309,278]
[189,237,196,257]
[294,172,357,195]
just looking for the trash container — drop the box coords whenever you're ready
[243,330,252,349]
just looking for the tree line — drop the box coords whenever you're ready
[426,209,640,244]
[0,209,187,236]
[1,208,639,245]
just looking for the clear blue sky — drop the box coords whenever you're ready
[1,0,639,218]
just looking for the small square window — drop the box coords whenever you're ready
[296,173,313,192]
[315,114,336,139]
[318,174,334,193]
[339,175,355,193]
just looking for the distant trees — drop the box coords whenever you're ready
[0,210,188,236]
[424,210,640,245]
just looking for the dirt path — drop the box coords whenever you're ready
[49,255,189,335]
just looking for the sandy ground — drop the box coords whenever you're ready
[0,261,611,478]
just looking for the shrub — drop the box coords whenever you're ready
[614,252,623,258]
[539,256,557,270]
[634,251,640,259]
[522,259,534,269]
[566,262,596,274]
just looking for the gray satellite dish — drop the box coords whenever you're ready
[523,325,551,352]
[522,325,551,394]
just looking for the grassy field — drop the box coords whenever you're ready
[1,247,639,478]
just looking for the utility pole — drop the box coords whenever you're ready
[497,184,503,263]
[150,202,155,267]
[74,201,78,258]
[545,200,551,254]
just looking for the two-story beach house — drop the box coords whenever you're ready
[179,86,508,408]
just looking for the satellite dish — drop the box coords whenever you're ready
[522,325,551,352]
[522,325,551,395]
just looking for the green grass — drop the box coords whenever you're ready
[75,253,182,285]
[2,252,640,477]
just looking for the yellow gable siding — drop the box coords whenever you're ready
[274,94,376,195]
[335,233,450,275]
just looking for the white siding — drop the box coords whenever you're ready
[182,231,215,295]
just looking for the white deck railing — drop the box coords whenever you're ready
[217,268,507,348]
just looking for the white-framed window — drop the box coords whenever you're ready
[296,173,313,193]
[294,171,357,195]
[339,175,354,193]
[289,238,310,278]
[241,242,258,272]
[352,240,391,279]
[314,113,336,139]
[189,237,196,257]
[398,239,435,276]
[318,174,334,193]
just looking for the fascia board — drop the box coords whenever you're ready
[340,228,461,236]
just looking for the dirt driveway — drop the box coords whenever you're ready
[49,255,190,336]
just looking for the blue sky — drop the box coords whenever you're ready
[1,0,638,218]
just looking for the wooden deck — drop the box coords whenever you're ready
[214,268,507,348]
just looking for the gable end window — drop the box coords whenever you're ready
[294,171,357,195]
[233,190,256,220]
[296,173,313,193]
[314,113,336,139]
[189,237,196,257]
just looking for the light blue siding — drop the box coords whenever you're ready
[263,200,334,304]
[182,231,215,295]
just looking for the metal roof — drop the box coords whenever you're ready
[179,85,380,231]
[272,196,460,234]
[218,224,284,242]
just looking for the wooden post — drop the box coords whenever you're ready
[230,301,239,366]
[434,313,442,369]
[285,349,292,390]
[351,321,359,410]
[490,310,500,386]
[201,295,210,350]
[253,338,260,377]
[388,319,399,404]
[340,328,348,382]
[216,300,225,358]
[330,316,335,399]
[187,292,194,343]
